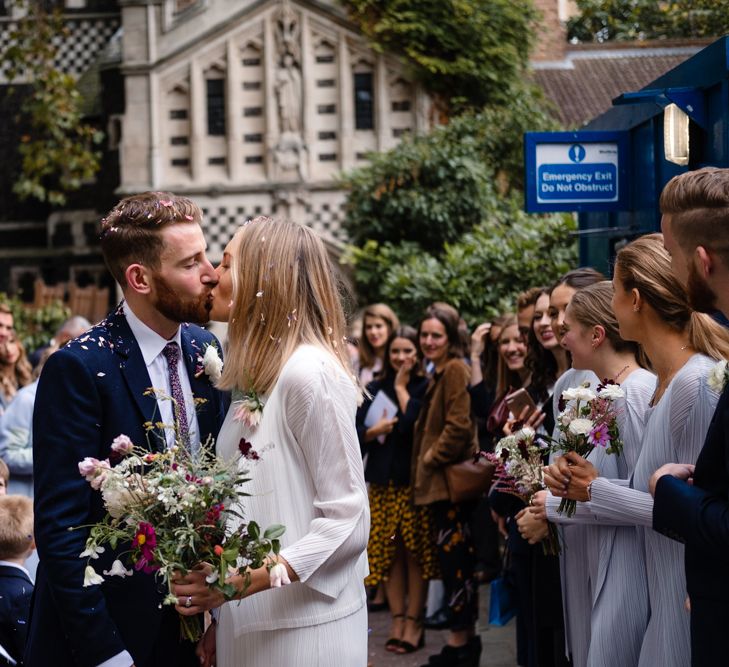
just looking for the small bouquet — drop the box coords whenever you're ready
[488,427,560,555]
[548,380,624,517]
[75,429,284,642]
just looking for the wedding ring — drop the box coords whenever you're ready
[185,596,192,608]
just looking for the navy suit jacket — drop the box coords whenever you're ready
[0,565,33,666]
[24,305,228,667]
[653,384,729,665]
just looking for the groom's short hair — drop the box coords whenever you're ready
[661,167,729,267]
[100,191,203,287]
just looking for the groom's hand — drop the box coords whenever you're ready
[172,564,226,615]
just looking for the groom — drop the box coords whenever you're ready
[24,193,228,667]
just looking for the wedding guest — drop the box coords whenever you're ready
[484,314,531,444]
[0,331,32,415]
[486,314,536,666]
[526,289,571,403]
[174,217,369,667]
[539,267,604,667]
[28,315,91,369]
[0,324,86,500]
[356,326,436,654]
[524,281,655,667]
[509,286,576,667]
[0,306,12,350]
[0,495,35,667]
[468,314,509,589]
[648,167,729,666]
[411,303,479,667]
[543,234,729,667]
[356,303,400,386]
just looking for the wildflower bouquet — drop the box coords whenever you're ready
[488,427,560,555]
[75,433,284,642]
[548,380,624,517]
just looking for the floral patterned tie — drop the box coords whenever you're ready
[162,342,192,454]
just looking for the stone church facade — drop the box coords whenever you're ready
[0,0,430,295]
[116,0,430,258]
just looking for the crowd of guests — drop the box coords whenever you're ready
[351,230,729,666]
[2,169,729,667]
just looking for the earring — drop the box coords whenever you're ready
[633,306,640,312]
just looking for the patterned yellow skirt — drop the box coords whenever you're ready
[365,482,439,586]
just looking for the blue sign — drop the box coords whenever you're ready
[524,131,630,213]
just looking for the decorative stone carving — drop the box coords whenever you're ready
[273,0,306,180]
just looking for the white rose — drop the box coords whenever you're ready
[518,426,536,440]
[572,386,596,402]
[568,418,594,436]
[203,345,223,381]
[708,360,728,394]
[561,387,578,402]
[598,383,625,400]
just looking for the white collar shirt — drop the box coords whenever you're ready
[123,301,200,451]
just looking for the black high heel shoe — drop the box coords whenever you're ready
[396,615,425,654]
[385,614,405,652]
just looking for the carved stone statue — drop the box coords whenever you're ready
[273,0,306,180]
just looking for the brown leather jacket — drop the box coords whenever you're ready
[411,357,477,505]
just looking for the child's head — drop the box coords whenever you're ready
[0,495,34,561]
[0,458,8,495]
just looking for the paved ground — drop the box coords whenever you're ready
[367,584,518,667]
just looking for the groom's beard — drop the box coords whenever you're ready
[152,275,213,324]
[686,260,717,313]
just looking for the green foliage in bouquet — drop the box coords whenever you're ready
[75,430,284,641]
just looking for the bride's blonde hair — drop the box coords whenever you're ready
[217,216,357,395]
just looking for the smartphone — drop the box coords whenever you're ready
[505,388,537,419]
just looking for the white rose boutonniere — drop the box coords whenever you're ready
[201,344,223,381]
[708,359,729,394]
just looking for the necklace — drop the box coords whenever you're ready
[651,344,691,406]
[613,364,630,382]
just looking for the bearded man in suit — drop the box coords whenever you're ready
[25,192,228,667]
[650,167,729,666]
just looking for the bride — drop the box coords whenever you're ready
[172,217,370,666]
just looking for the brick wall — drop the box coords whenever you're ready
[532,0,567,62]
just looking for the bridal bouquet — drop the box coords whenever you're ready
[548,380,624,517]
[75,430,284,641]
[488,427,560,555]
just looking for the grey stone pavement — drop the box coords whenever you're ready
[366,584,518,667]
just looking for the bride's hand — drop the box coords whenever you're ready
[172,563,226,615]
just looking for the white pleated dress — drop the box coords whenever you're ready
[215,345,370,667]
[581,354,719,667]
[546,368,656,667]
[549,368,599,667]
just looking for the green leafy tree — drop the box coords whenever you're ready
[341,86,558,252]
[568,0,729,43]
[3,1,103,205]
[1,293,70,353]
[340,0,537,113]
[343,199,577,326]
